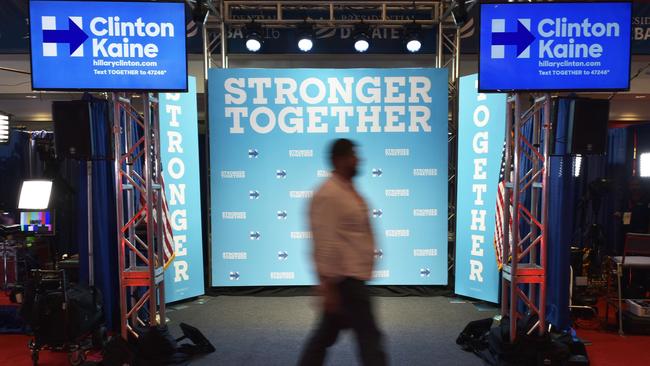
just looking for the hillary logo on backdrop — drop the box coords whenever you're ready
[41,16,87,57]
[490,19,534,59]
[209,68,449,286]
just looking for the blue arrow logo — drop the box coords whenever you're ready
[248,149,259,158]
[276,170,287,179]
[229,272,240,280]
[491,20,535,57]
[277,211,288,219]
[372,209,383,218]
[250,231,261,240]
[42,18,89,55]
[420,268,431,277]
[249,190,260,199]
[374,249,383,259]
[372,168,383,177]
[278,251,288,260]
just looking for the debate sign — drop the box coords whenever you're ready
[479,1,632,92]
[29,0,187,91]
[209,68,448,286]
[455,74,506,304]
[160,77,204,303]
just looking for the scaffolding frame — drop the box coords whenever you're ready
[500,94,552,342]
[113,93,166,339]
[435,2,462,269]
[199,0,464,273]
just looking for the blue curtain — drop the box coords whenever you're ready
[76,99,119,331]
[545,99,573,331]
[546,155,574,331]
[545,99,630,331]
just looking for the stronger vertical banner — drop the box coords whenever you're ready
[160,76,205,303]
[454,74,506,303]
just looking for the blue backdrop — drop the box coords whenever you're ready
[454,74,506,303]
[209,68,448,286]
[160,77,205,302]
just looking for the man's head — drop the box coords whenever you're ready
[329,138,359,179]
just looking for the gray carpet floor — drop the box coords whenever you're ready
[166,296,497,366]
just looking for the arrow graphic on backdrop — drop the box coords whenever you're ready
[420,268,431,277]
[42,18,88,55]
[250,231,261,240]
[248,149,259,158]
[372,209,383,218]
[249,190,260,199]
[372,168,383,177]
[276,170,287,179]
[374,249,383,259]
[491,20,535,57]
[277,211,288,219]
[229,272,240,280]
[278,251,288,260]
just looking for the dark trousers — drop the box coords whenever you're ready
[298,278,387,366]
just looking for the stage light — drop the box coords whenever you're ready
[297,22,314,52]
[451,0,469,26]
[244,21,263,52]
[354,39,369,53]
[353,23,371,53]
[406,39,421,53]
[404,23,422,53]
[0,113,8,144]
[18,180,53,210]
[640,152,650,177]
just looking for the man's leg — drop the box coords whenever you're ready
[340,278,387,366]
[297,312,342,366]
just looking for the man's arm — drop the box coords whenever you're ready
[310,194,342,312]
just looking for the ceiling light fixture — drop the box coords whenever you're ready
[353,23,371,53]
[244,21,263,52]
[404,23,422,53]
[297,22,314,52]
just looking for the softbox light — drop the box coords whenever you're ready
[18,180,53,210]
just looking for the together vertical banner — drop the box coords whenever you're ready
[455,74,506,303]
[209,68,449,286]
[160,76,205,303]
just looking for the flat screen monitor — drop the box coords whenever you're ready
[20,211,55,236]
[479,1,632,92]
[29,0,187,91]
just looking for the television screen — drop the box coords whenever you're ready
[29,0,187,91]
[20,211,55,235]
[479,1,632,92]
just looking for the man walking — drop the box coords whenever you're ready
[298,138,387,366]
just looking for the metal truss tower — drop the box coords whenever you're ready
[113,93,167,339]
[435,1,463,272]
[198,0,464,274]
[500,94,552,342]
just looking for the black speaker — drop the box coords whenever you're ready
[52,100,92,160]
[567,98,609,155]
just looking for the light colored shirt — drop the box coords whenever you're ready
[309,174,376,281]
